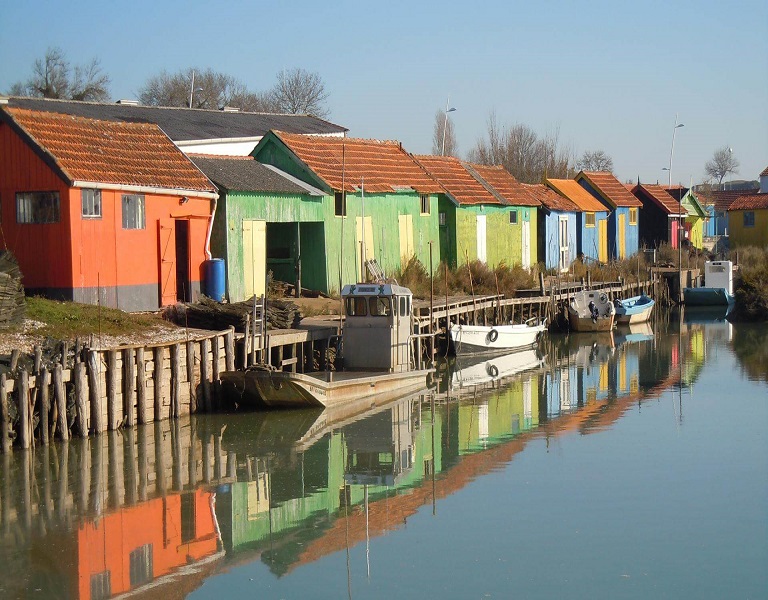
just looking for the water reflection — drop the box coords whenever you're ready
[1,314,766,597]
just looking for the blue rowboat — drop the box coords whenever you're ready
[614,294,655,325]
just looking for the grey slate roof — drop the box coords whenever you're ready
[191,156,323,195]
[4,96,347,142]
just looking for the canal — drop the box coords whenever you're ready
[1,310,766,599]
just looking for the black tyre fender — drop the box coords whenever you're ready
[487,328,499,343]
[599,293,608,304]
[486,364,499,378]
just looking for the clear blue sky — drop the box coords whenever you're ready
[2,0,766,185]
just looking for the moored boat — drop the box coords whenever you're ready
[567,290,615,332]
[614,294,655,324]
[449,318,547,354]
[220,282,432,409]
[684,260,735,306]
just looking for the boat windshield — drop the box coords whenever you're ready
[345,296,368,316]
[369,296,392,317]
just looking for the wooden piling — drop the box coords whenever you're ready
[39,367,50,446]
[170,343,180,418]
[74,362,88,438]
[19,370,30,449]
[225,327,235,372]
[153,346,164,422]
[106,350,118,431]
[0,373,9,453]
[186,340,196,413]
[122,348,135,428]
[86,350,103,434]
[201,338,211,413]
[136,347,147,424]
[53,364,68,441]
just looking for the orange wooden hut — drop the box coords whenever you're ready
[0,106,217,311]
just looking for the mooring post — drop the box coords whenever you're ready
[106,350,118,430]
[136,347,147,425]
[170,344,180,418]
[122,348,135,428]
[39,367,50,445]
[153,346,164,422]
[74,362,88,438]
[186,340,196,414]
[225,327,236,372]
[201,338,211,413]
[87,350,103,434]
[0,374,10,453]
[53,365,68,441]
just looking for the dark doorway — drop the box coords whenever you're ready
[175,220,190,302]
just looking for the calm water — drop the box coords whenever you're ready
[1,310,766,599]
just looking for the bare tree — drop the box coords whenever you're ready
[432,108,458,156]
[8,47,110,102]
[576,149,614,173]
[467,112,573,183]
[705,146,739,186]
[139,67,275,111]
[268,68,329,117]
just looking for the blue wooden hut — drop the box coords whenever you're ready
[524,183,578,272]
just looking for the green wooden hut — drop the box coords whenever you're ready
[191,156,330,301]
[415,156,540,269]
[252,132,444,289]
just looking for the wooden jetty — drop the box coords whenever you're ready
[0,271,666,449]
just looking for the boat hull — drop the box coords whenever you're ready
[615,295,655,325]
[449,321,546,354]
[683,287,734,306]
[568,310,615,331]
[221,368,432,409]
[451,347,544,389]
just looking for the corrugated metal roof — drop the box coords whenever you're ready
[3,107,215,192]
[190,155,321,195]
[273,132,443,194]
[5,96,347,142]
[546,178,607,212]
[578,171,642,208]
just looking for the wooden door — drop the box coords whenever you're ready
[521,217,530,269]
[476,214,487,263]
[158,219,176,306]
[598,218,608,263]
[398,214,414,266]
[558,216,569,272]
[618,213,626,259]
[243,219,266,298]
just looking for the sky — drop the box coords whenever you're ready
[1,0,766,186]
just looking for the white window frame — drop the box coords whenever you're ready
[81,188,102,219]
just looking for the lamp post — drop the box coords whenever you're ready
[663,115,685,298]
[441,97,456,156]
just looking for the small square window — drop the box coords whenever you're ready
[629,207,638,225]
[335,191,347,217]
[82,188,102,218]
[509,210,518,225]
[585,213,596,228]
[122,194,145,230]
[744,211,755,227]
[420,194,430,215]
[439,212,446,226]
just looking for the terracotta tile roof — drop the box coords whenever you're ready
[577,171,642,208]
[694,188,759,212]
[545,178,607,212]
[272,131,442,194]
[414,156,502,205]
[761,165,768,177]
[2,107,215,193]
[469,164,540,206]
[728,193,768,210]
[632,184,685,215]
[522,183,579,211]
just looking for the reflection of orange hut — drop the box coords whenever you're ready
[55,490,221,599]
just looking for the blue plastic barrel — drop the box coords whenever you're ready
[204,258,226,301]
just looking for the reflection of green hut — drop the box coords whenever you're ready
[457,373,540,453]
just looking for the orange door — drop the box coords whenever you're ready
[158,219,176,306]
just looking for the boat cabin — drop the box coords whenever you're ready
[704,261,733,294]
[341,283,414,372]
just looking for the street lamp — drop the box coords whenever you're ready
[663,115,685,295]
[441,96,456,156]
